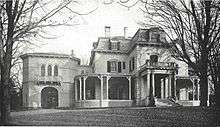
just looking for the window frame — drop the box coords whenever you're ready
[110,61,117,72]
[54,65,58,76]
[48,65,52,76]
[41,64,46,76]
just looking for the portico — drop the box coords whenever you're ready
[136,61,177,106]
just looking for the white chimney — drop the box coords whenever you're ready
[71,50,75,57]
[105,26,111,38]
[124,27,128,39]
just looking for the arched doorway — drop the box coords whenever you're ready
[41,87,58,108]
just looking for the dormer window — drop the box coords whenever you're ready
[108,41,120,50]
[151,33,160,42]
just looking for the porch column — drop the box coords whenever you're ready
[147,73,150,97]
[168,75,172,97]
[152,73,155,97]
[165,77,168,98]
[197,79,200,100]
[192,78,195,101]
[83,76,87,100]
[208,81,210,105]
[136,76,141,105]
[127,76,132,100]
[100,76,103,107]
[75,80,77,101]
[106,76,110,100]
[174,75,177,99]
[161,78,164,99]
[79,77,82,100]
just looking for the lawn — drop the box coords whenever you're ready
[10,106,219,126]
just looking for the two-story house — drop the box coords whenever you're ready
[21,26,202,108]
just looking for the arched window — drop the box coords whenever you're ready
[48,65,52,76]
[41,64,45,76]
[54,65,58,76]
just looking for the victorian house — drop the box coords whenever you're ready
[21,26,202,108]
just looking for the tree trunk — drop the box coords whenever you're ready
[215,84,220,107]
[199,74,208,106]
[0,68,11,124]
[199,50,209,106]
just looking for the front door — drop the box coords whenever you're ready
[41,87,58,108]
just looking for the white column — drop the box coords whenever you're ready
[100,76,103,107]
[106,76,110,100]
[161,78,164,99]
[141,77,145,98]
[174,75,177,99]
[75,80,77,101]
[147,73,150,97]
[79,78,82,100]
[83,76,87,100]
[192,78,195,101]
[197,80,200,100]
[152,73,155,97]
[208,82,210,106]
[165,77,168,98]
[128,76,132,100]
[168,75,172,97]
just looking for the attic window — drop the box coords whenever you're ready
[151,33,160,42]
[109,41,120,50]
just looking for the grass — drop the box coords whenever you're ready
[9,106,219,126]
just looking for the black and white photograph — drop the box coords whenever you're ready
[0,0,219,126]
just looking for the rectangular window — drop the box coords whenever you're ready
[110,61,117,72]
[118,61,121,73]
[111,42,118,50]
[123,62,126,69]
[108,40,111,50]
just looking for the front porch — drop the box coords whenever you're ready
[74,74,134,108]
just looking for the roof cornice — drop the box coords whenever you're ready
[20,53,80,61]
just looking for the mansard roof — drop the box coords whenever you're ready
[89,27,168,65]
[20,52,80,61]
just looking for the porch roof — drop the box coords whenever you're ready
[74,73,132,79]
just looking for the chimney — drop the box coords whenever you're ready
[124,27,128,39]
[71,50,75,57]
[105,26,111,38]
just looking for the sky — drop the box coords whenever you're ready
[33,0,144,64]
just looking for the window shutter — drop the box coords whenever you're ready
[107,61,111,72]
[117,42,120,50]
[129,60,131,72]
[123,62,126,69]
[118,61,121,73]
[132,57,135,70]
[108,40,111,50]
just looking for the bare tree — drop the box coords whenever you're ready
[140,0,220,106]
[0,0,97,124]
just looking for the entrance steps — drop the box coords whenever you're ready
[155,98,181,107]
